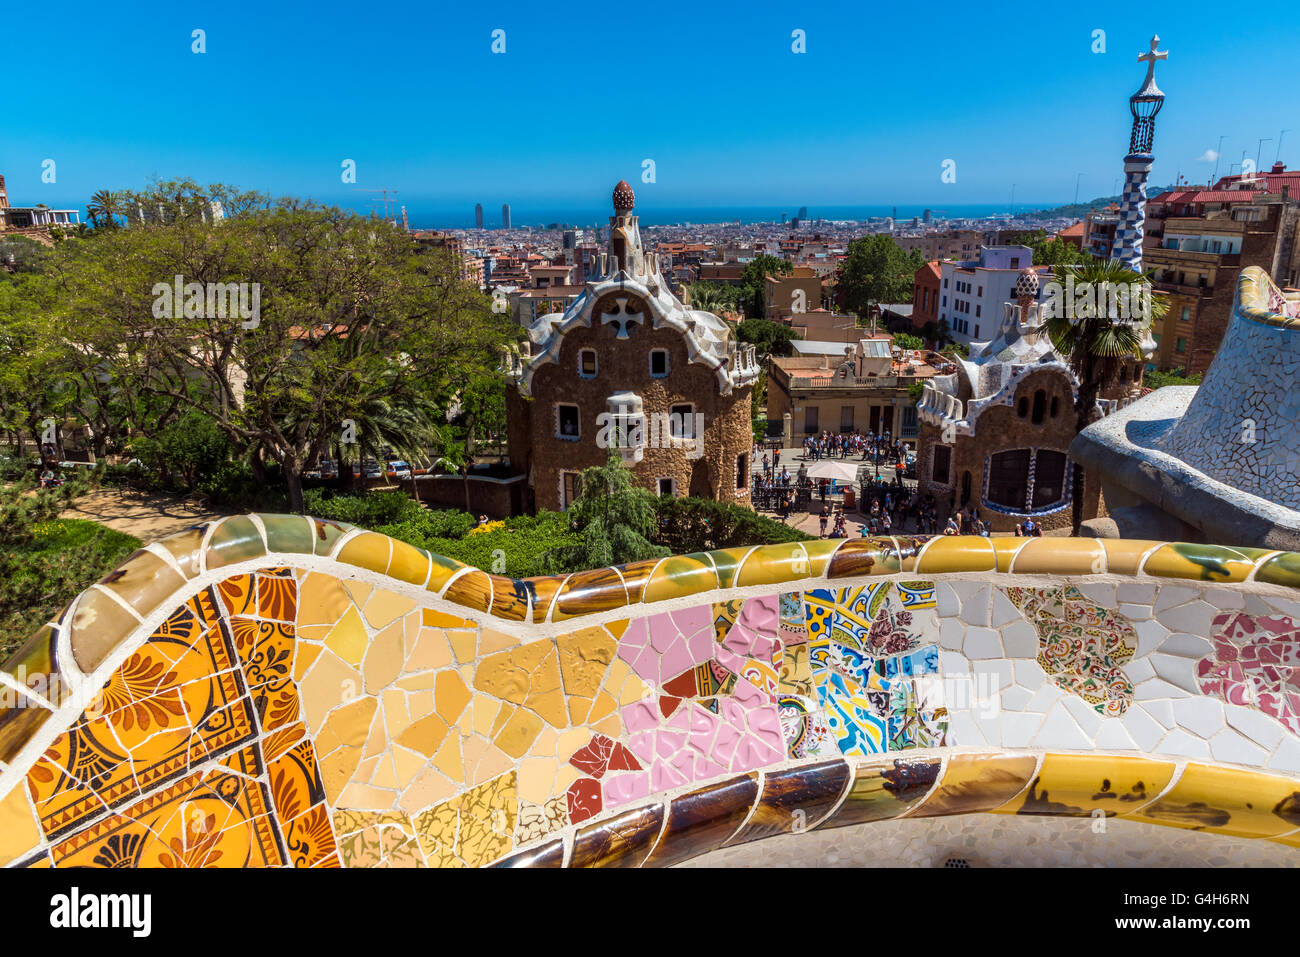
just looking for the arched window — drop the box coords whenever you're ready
[1017,397,1029,417]
[1031,390,1046,424]
[1119,365,1129,384]
[1050,395,1059,418]
[985,448,1069,512]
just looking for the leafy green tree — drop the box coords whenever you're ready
[1045,259,1168,534]
[39,192,517,513]
[893,332,924,351]
[686,280,744,316]
[739,254,792,317]
[132,411,234,490]
[736,318,800,357]
[564,453,670,569]
[838,235,924,322]
[86,190,126,230]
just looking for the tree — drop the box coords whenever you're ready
[85,190,126,230]
[839,235,924,322]
[38,190,518,514]
[893,332,924,351]
[736,318,800,357]
[563,453,670,569]
[686,280,744,318]
[1045,259,1168,535]
[739,254,792,318]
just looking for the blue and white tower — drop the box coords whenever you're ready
[1112,36,1168,271]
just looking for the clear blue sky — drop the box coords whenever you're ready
[4,0,1296,216]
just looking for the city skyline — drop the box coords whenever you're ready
[3,0,1296,219]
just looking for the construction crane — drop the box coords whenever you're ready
[352,187,400,224]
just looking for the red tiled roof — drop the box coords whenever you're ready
[1057,222,1085,237]
[1152,189,1265,204]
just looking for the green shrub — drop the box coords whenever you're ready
[655,496,813,553]
[1,476,141,658]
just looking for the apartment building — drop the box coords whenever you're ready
[1145,163,1300,373]
[936,246,1048,345]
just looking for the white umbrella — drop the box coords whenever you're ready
[805,460,861,482]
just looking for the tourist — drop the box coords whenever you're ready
[819,507,829,538]
[944,514,961,536]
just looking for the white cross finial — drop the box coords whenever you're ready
[600,297,645,340]
[1138,35,1168,81]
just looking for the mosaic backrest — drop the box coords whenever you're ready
[1,515,1298,867]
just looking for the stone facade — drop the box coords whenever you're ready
[508,181,759,513]
[917,367,1100,532]
[507,312,754,511]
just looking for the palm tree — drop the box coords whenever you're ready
[1045,258,1168,535]
[86,190,124,230]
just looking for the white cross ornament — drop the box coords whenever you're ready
[601,297,645,340]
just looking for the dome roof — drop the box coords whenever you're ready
[1015,267,1040,299]
[612,180,635,211]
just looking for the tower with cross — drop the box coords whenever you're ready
[1112,36,1169,271]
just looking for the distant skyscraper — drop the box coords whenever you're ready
[502,203,511,230]
[923,208,932,223]
[475,203,483,229]
[797,206,808,220]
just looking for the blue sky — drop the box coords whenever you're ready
[4,0,1296,217]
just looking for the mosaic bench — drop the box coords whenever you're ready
[1,515,1298,867]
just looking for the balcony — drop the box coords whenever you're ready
[789,374,902,390]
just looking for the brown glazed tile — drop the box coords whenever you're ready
[96,549,186,619]
[910,752,1038,817]
[891,536,930,574]
[525,576,562,623]
[641,774,760,868]
[66,587,142,674]
[569,803,665,868]
[825,539,885,579]
[488,576,531,622]
[618,559,659,605]
[0,624,62,762]
[725,760,853,846]
[442,569,493,614]
[553,567,629,621]
[818,756,942,829]
[489,838,565,868]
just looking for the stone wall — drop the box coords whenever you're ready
[509,316,752,511]
[917,368,1100,532]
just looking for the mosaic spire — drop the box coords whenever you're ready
[1112,36,1168,271]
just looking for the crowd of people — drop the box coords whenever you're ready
[750,440,1055,540]
[801,430,907,466]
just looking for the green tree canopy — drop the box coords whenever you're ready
[838,235,923,321]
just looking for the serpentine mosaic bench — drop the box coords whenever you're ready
[1,515,1298,867]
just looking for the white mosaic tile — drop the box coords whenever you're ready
[1159,599,1217,635]
[1154,584,1200,614]
[1122,706,1166,752]
[1033,706,1091,750]
[963,627,1002,659]
[1173,696,1225,738]
[1209,729,1268,766]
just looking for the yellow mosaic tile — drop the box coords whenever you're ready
[1010,537,1106,576]
[323,605,368,668]
[337,531,392,576]
[1127,763,1300,839]
[995,753,1176,818]
[0,785,39,867]
[913,536,996,574]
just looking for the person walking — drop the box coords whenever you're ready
[819,507,829,538]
